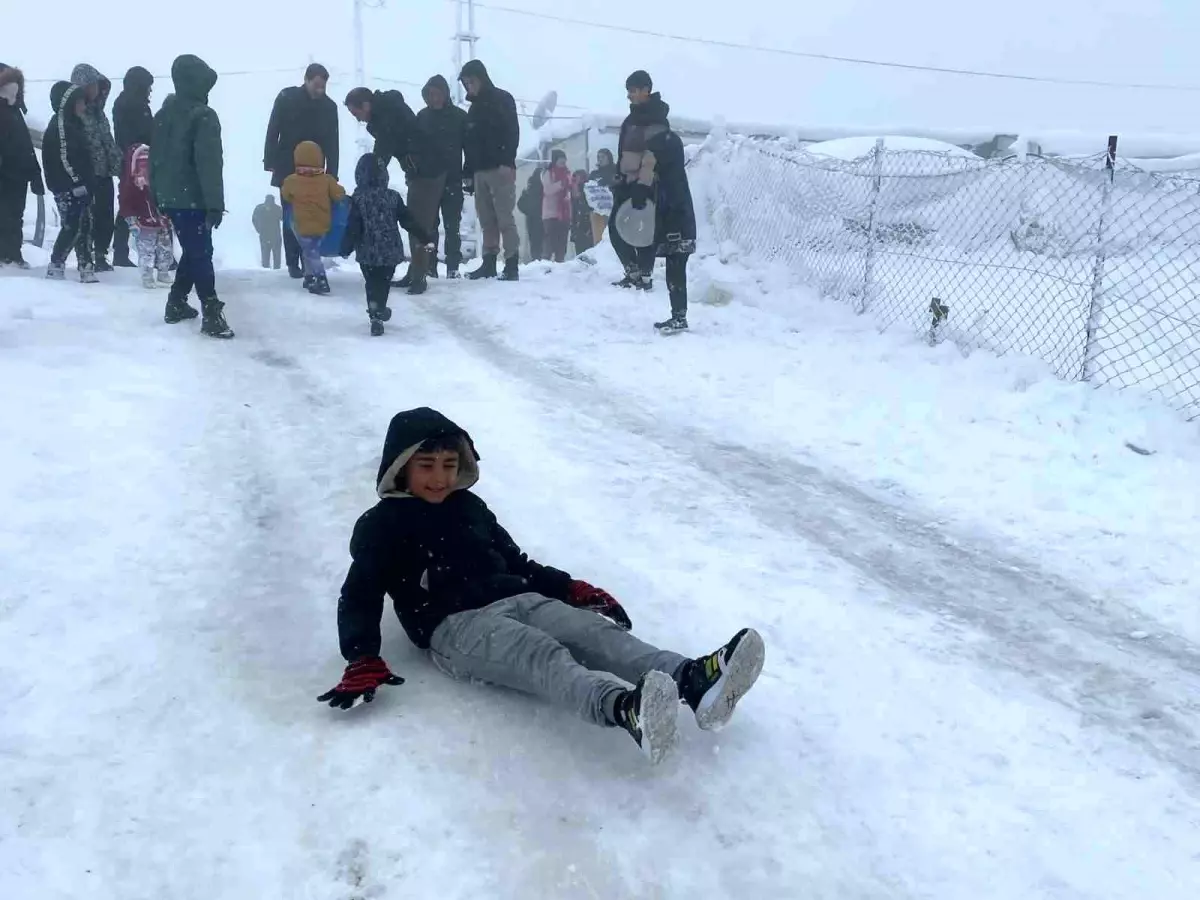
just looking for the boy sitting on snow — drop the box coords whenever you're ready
[319,407,766,764]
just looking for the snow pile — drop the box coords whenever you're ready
[804,135,980,161]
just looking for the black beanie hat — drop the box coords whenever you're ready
[626,70,652,91]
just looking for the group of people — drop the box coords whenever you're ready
[1,58,696,336]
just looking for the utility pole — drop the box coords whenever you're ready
[453,0,479,105]
[352,0,377,154]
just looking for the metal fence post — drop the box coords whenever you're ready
[1082,135,1118,381]
[859,137,885,314]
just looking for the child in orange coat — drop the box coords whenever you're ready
[281,140,346,294]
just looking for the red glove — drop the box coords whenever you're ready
[567,580,633,631]
[317,656,405,710]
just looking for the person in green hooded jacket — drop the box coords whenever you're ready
[151,54,233,339]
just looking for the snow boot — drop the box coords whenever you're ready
[307,275,331,295]
[654,315,689,335]
[78,266,99,284]
[677,628,765,731]
[200,296,234,339]
[392,267,414,289]
[141,270,158,289]
[612,269,639,289]
[157,270,174,286]
[94,256,113,273]
[445,265,460,280]
[466,253,497,280]
[498,255,520,281]
[613,671,679,765]
[9,255,31,270]
[288,264,303,279]
[370,318,385,336]
[45,263,65,280]
[163,293,200,324]
[302,273,315,290]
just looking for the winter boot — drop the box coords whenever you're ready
[445,264,460,280]
[612,269,639,289]
[200,296,235,339]
[654,315,689,334]
[163,293,200,324]
[498,255,520,281]
[94,256,113,273]
[287,263,303,279]
[612,671,680,765]
[46,263,66,280]
[10,254,30,270]
[466,253,497,280]
[369,318,385,336]
[392,267,414,289]
[141,270,158,289]
[79,266,99,284]
[302,273,315,291]
[676,628,765,731]
[307,274,331,295]
[157,270,174,286]
[428,260,439,279]
[368,303,387,336]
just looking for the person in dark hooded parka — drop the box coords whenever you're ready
[70,64,123,270]
[417,74,466,278]
[0,64,44,268]
[41,81,96,281]
[110,66,156,267]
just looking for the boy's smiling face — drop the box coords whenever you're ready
[405,450,460,503]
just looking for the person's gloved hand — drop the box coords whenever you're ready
[567,580,633,631]
[70,184,89,199]
[205,210,224,230]
[629,183,652,210]
[317,656,405,710]
[462,176,474,195]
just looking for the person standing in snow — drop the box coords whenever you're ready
[339,152,437,336]
[110,66,156,268]
[118,143,174,289]
[610,70,696,334]
[41,82,97,282]
[252,195,283,269]
[458,60,520,280]
[151,54,233,339]
[417,74,467,279]
[0,64,44,268]
[70,64,123,271]
[517,168,544,262]
[586,147,617,245]
[280,141,346,295]
[344,86,441,295]
[317,407,766,765]
[264,64,340,280]
[540,149,572,263]
[570,169,594,256]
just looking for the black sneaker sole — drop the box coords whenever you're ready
[693,628,765,731]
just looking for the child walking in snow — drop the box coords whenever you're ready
[318,408,766,764]
[281,140,345,295]
[41,81,97,282]
[339,153,436,336]
[118,143,173,289]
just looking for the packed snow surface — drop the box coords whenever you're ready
[2,241,1199,899]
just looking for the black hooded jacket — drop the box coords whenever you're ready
[337,408,573,656]
[364,90,439,179]
[41,81,95,195]
[458,60,519,178]
[615,94,696,251]
[0,67,43,191]
[340,152,433,267]
[416,75,466,181]
[264,84,340,187]
[112,66,155,150]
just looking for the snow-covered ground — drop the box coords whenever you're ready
[2,245,1199,899]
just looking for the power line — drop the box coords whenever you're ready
[461,0,1200,93]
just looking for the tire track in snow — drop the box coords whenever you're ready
[418,298,1200,785]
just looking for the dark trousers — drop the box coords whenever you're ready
[260,236,281,268]
[0,178,27,262]
[664,254,689,318]
[113,213,132,262]
[543,218,570,262]
[91,177,115,260]
[406,174,447,261]
[51,192,94,268]
[165,209,216,299]
[525,215,544,261]
[361,264,396,316]
[436,183,464,269]
[279,188,301,270]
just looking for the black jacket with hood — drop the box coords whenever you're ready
[458,60,519,178]
[70,63,122,178]
[0,67,44,193]
[340,152,433,267]
[112,66,155,150]
[337,408,572,657]
[264,83,340,188]
[41,81,95,195]
[416,75,466,182]
[615,94,696,253]
[364,90,439,179]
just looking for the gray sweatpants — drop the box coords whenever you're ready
[473,166,520,260]
[428,593,688,726]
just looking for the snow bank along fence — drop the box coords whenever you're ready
[694,136,1200,419]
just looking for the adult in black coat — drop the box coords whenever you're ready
[110,66,155,266]
[0,65,44,266]
[418,74,466,276]
[264,64,340,277]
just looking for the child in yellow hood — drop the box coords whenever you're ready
[281,140,345,294]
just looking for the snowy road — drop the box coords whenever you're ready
[2,260,1199,899]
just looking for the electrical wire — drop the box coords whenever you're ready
[460,0,1200,93]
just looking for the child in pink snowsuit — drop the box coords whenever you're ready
[118,143,173,289]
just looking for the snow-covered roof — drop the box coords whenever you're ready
[805,135,980,161]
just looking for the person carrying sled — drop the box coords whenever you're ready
[252,194,283,269]
[318,408,766,765]
[339,152,436,336]
[281,140,346,295]
[41,81,97,282]
[610,70,696,334]
[117,143,174,289]
[0,64,44,269]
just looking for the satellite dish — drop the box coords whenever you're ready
[531,90,558,129]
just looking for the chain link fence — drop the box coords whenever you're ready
[693,136,1200,419]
